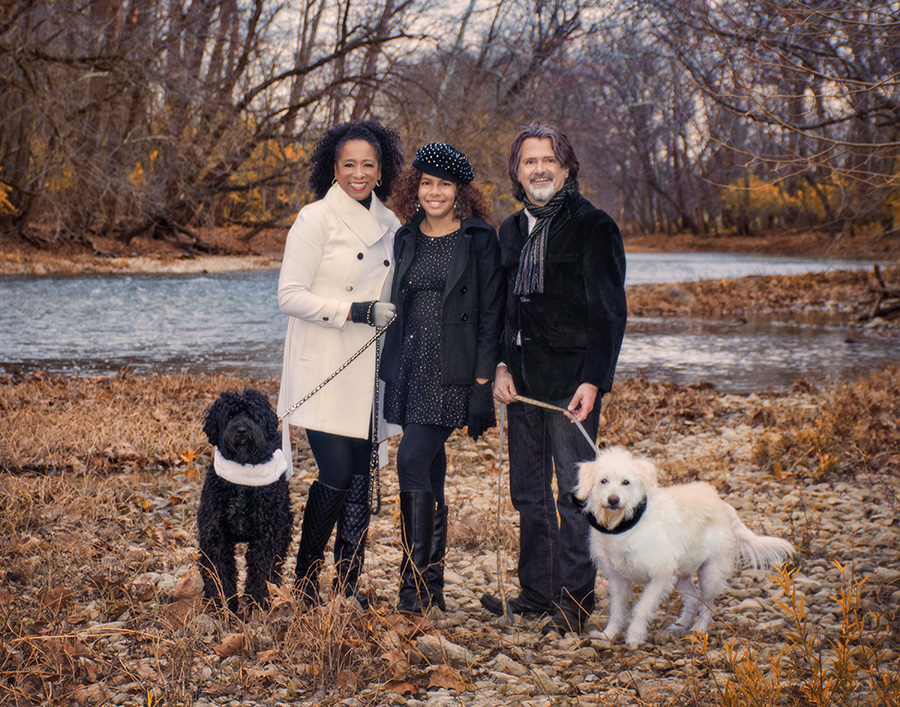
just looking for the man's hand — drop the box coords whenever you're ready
[567,383,599,422]
[493,365,517,404]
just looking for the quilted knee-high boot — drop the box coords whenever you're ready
[397,490,436,614]
[295,481,349,605]
[424,503,449,611]
[333,473,371,609]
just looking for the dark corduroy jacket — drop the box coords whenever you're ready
[498,191,627,400]
[381,215,503,386]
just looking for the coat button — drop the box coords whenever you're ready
[384,259,390,266]
[323,316,330,321]
[357,252,364,259]
[459,313,468,322]
[460,286,467,294]
[346,285,353,292]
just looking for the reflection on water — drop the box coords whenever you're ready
[0,255,895,393]
[622,316,897,393]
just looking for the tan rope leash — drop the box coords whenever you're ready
[510,393,601,454]
[495,403,515,624]
[279,314,397,514]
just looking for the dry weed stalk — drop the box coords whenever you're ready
[720,564,900,707]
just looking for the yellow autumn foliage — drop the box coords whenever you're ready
[0,177,14,216]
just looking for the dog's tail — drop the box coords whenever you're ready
[727,505,794,569]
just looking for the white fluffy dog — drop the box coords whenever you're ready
[574,446,793,648]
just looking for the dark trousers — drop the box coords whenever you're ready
[507,395,601,613]
[395,423,454,506]
[306,429,372,490]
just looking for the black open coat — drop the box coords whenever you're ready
[381,216,503,387]
[498,192,627,401]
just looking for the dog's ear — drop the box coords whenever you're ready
[633,458,658,491]
[575,459,597,500]
[244,389,280,444]
[202,403,220,447]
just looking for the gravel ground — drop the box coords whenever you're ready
[13,386,893,707]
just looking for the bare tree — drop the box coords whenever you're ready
[0,0,417,248]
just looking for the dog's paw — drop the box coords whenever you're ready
[625,628,648,649]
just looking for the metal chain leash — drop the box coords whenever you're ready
[277,315,396,422]
[368,328,386,515]
[278,314,396,515]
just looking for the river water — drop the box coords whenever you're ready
[1,253,895,393]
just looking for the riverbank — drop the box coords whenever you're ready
[2,368,899,706]
[1,227,897,277]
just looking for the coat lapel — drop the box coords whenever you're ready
[324,183,392,247]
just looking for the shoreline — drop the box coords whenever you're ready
[1,229,897,277]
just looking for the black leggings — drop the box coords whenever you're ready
[306,429,372,490]
[396,423,454,506]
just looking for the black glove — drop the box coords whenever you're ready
[350,301,396,327]
[466,380,496,441]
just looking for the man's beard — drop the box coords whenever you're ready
[525,174,558,204]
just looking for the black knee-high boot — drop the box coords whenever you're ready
[397,490,436,614]
[295,481,349,605]
[424,503,449,611]
[333,473,370,609]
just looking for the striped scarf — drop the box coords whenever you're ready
[513,184,576,295]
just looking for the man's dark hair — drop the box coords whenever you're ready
[507,122,580,202]
[308,120,404,200]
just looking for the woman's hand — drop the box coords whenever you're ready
[466,380,496,440]
[349,301,396,327]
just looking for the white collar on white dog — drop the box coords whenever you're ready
[214,447,290,486]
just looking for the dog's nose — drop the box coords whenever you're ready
[607,495,620,508]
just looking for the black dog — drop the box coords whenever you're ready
[198,389,293,613]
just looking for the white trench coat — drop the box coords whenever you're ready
[277,183,402,462]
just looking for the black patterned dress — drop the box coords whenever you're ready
[385,228,470,427]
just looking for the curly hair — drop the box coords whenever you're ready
[392,166,492,224]
[507,122,580,202]
[308,120,405,200]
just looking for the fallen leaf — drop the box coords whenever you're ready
[427,664,466,691]
[213,632,245,657]
[42,585,73,613]
[203,681,238,696]
[172,571,201,599]
[380,648,409,679]
[134,662,159,681]
[384,678,417,696]
[246,665,279,679]
[267,581,294,609]
[337,670,361,690]
[71,683,105,702]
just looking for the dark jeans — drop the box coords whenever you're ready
[507,395,601,614]
[306,429,372,490]
[396,423,454,506]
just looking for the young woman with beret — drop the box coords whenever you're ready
[381,142,503,614]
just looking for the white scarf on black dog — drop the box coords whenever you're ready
[214,447,291,486]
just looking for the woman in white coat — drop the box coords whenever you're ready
[277,120,404,608]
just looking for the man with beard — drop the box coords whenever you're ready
[480,123,628,634]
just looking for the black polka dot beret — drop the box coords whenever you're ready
[412,142,474,185]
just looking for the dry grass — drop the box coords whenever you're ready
[1,370,899,705]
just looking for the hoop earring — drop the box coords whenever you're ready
[332,178,337,185]
[453,200,459,216]
[377,179,382,187]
